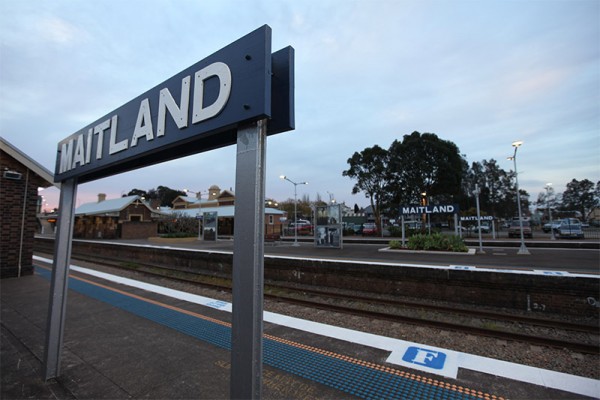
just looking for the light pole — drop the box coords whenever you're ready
[280,175,308,246]
[545,183,555,240]
[474,184,485,254]
[507,140,530,255]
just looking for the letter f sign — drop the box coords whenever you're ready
[402,346,447,370]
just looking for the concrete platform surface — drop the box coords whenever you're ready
[1,262,597,399]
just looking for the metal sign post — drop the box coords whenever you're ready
[230,119,266,399]
[43,178,77,380]
[44,25,293,397]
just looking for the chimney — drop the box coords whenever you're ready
[98,193,106,203]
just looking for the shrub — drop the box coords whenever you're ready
[406,233,467,252]
[389,240,402,249]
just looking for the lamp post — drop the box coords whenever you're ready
[421,192,430,235]
[280,175,308,246]
[545,183,555,240]
[507,140,530,255]
[474,184,485,254]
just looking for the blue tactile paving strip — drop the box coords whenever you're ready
[36,267,496,400]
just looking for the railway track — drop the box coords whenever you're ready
[36,253,599,355]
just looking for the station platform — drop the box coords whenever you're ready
[1,261,598,399]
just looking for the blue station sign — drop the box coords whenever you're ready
[54,25,294,183]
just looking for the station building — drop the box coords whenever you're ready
[0,137,57,278]
[73,185,286,239]
[73,194,162,240]
[170,185,285,237]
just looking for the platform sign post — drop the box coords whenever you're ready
[44,25,294,396]
[230,120,266,399]
[43,178,77,380]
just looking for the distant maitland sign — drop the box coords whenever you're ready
[400,204,459,215]
[54,25,294,183]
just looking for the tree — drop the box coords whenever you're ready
[126,188,148,198]
[560,179,598,219]
[126,186,185,207]
[342,145,389,231]
[153,186,184,207]
[387,132,466,207]
[535,185,558,222]
[463,159,516,218]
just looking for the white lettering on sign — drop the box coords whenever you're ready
[193,62,232,124]
[58,62,232,174]
[131,99,153,147]
[401,204,457,215]
[411,349,440,365]
[157,76,191,137]
[109,115,127,154]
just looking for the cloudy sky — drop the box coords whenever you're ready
[1,0,598,211]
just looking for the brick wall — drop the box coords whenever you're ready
[121,222,158,239]
[1,151,47,278]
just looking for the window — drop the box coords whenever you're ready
[130,215,142,222]
[268,215,274,225]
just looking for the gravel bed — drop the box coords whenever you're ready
[51,257,599,380]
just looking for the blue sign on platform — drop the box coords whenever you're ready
[402,346,447,370]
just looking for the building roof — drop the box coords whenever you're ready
[0,136,58,188]
[171,206,284,218]
[173,195,214,206]
[75,195,151,216]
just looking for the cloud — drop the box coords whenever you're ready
[37,16,84,45]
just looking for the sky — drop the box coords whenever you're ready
[1,0,598,212]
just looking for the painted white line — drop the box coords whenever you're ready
[33,256,600,397]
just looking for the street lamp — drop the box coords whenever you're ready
[545,183,555,240]
[280,175,308,246]
[421,192,430,234]
[507,140,530,255]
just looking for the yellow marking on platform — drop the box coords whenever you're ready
[36,264,505,400]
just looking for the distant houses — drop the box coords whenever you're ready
[72,185,286,239]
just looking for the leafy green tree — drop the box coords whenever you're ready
[126,188,148,198]
[463,159,516,218]
[342,145,389,231]
[560,179,598,219]
[156,186,186,207]
[279,195,313,221]
[535,185,558,222]
[387,132,466,207]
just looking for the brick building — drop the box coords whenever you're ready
[1,137,57,278]
[74,194,162,239]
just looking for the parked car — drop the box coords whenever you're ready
[556,218,584,239]
[542,221,561,233]
[289,221,312,235]
[469,225,490,234]
[508,220,532,238]
[362,223,378,236]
